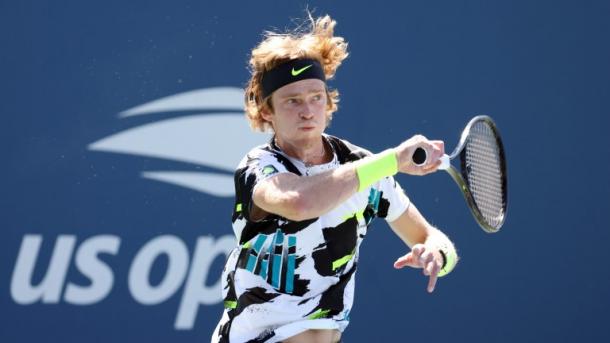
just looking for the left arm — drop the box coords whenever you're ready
[389,202,458,293]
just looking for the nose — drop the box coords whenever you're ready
[299,103,314,120]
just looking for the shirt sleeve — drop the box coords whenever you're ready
[234,149,292,221]
[376,176,410,223]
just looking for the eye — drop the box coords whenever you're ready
[312,94,322,101]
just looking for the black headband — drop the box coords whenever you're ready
[260,58,326,99]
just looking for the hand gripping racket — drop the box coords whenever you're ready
[412,115,508,233]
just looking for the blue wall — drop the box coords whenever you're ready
[2,1,609,342]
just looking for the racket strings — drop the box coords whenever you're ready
[464,121,505,229]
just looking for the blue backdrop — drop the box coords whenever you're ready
[2,1,609,342]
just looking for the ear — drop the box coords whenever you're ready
[260,101,274,122]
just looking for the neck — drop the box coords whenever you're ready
[274,135,330,166]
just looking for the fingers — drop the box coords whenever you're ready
[394,252,420,269]
[422,140,445,173]
[427,269,439,293]
[394,244,442,293]
[421,159,442,173]
[412,244,425,261]
[394,245,424,269]
[393,253,412,269]
[430,140,445,156]
[419,248,441,292]
[419,140,444,171]
[393,244,424,269]
[396,135,445,176]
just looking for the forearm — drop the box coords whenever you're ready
[255,149,397,221]
[256,160,359,221]
[297,149,402,218]
[393,220,453,254]
[388,203,430,248]
[424,227,455,255]
[389,203,458,276]
[289,164,360,219]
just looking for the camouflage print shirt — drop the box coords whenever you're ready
[212,134,410,343]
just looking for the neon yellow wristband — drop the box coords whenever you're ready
[356,149,398,192]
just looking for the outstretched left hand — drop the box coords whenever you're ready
[393,243,443,293]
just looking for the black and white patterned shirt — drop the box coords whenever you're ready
[213,134,410,343]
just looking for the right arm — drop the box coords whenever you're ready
[252,161,358,221]
[251,135,445,221]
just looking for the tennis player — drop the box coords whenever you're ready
[212,14,458,343]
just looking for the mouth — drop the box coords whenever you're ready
[297,122,317,130]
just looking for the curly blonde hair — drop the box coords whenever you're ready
[245,14,349,132]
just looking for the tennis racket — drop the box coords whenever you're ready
[412,115,508,233]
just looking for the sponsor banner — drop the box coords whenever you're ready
[2,1,610,342]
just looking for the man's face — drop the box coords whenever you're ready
[263,79,328,143]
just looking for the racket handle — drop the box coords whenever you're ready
[439,155,450,170]
[412,148,427,165]
[412,148,451,170]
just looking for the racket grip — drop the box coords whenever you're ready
[439,155,450,170]
[412,148,427,165]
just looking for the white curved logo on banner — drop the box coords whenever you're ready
[8,87,271,330]
[88,87,270,197]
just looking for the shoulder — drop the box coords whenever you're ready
[237,144,276,167]
[236,143,301,175]
[325,134,372,163]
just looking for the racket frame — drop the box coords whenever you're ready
[444,115,508,233]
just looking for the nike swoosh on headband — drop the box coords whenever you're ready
[291,65,312,76]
